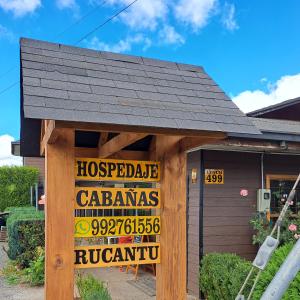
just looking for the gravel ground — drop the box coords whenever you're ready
[0,242,44,300]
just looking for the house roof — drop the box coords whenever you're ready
[227,117,300,143]
[250,117,300,135]
[20,38,259,156]
[248,97,300,117]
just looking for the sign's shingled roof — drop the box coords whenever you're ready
[20,38,260,137]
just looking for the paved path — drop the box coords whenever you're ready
[0,242,44,300]
[85,267,197,300]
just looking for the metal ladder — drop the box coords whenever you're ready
[236,173,300,300]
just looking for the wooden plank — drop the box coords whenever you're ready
[203,225,254,236]
[98,132,108,147]
[205,235,253,246]
[203,138,300,153]
[75,158,160,182]
[109,150,149,160]
[98,132,147,158]
[40,120,59,156]
[74,147,148,160]
[75,147,98,157]
[203,206,255,217]
[203,216,252,226]
[204,244,257,254]
[155,135,187,300]
[75,187,160,209]
[74,243,160,269]
[45,128,74,300]
[180,135,226,151]
[74,216,161,237]
[56,120,228,138]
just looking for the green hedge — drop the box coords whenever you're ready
[0,166,39,211]
[7,208,45,268]
[252,243,300,299]
[199,253,253,300]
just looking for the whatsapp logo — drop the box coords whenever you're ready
[75,220,90,235]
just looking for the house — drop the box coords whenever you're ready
[187,116,300,297]
[16,37,300,299]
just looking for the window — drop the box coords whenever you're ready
[266,174,300,215]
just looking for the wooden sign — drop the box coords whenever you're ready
[75,187,160,209]
[74,243,160,268]
[75,216,160,237]
[75,158,160,182]
[205,169,224,184]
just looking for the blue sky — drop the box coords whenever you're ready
[0,0,300,145]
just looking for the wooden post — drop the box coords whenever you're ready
[155,136,187,300]
[45,128,75,300]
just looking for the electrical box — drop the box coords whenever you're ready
[257,189,271,212]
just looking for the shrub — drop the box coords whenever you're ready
[5,206,36,213]
[24,247,45,286]
[77,274,112,300]
[6,208,45,267]
[0,166,39,211]
[199,253,253,300]
[252,243,300,299]
[250,212,300,246]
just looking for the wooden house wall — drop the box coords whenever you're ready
[187,150,300,298]
[202,150,259,260]
[187,151,200,298]
[264,154,300,177]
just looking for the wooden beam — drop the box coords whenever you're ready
[155,136,186,300]
[98,133,147,158]
[180,134,226,152]
[75,147,149,160]
[45,128,74,300]
[56,120,228,139]
[98,132,108,147]
[40,120,59,156]
[109,150,149,160]
[203,138,300,153]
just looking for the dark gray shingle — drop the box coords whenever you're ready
[20,37,260,135]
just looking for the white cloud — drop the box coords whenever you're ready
[233,73,300,113]
[222,2,238,31]
[56,0,78,10]
[159,25,185,46]
[0,0,41,17]
[0,135,22,167]
[0,24,15,42]
[87,34,151,53]
[105,0,168,30]
[174,0,217,31]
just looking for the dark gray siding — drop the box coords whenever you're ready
[264,154,300,176]
[187,151,200,298]
[202,150,259,259]
[187,149,300,298]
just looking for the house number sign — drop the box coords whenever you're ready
[205,169,224,184]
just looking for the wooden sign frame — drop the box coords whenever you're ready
[44,120,226,300]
